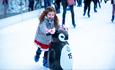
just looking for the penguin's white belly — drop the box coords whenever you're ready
[60,44,73,70]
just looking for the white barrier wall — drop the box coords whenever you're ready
[0,9,43,29]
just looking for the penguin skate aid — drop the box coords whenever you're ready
[47,25,73,70]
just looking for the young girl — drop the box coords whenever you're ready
[34,6,59,67]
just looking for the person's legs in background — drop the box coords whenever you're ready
[70,5,76,28]
[62,5,67,25]
[111,4,115,22]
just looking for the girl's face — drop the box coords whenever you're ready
[47,11,55,19]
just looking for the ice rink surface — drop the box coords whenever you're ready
[0,1,115,70]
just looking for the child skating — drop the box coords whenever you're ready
[34,6,59,67]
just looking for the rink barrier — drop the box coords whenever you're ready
[0,9,43,29]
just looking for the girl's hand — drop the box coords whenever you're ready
[46,29,50,33]
[50,28,55,34]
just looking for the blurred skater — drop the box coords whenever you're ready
[28,0,35,11]
[2,0,9,17]
[61,0,76,28]
[111,0,115,22]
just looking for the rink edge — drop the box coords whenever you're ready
[0,9,43,29]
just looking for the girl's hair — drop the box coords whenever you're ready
[39,6,59,27]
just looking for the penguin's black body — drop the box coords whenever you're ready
[47,27,71,70]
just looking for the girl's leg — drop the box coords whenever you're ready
[34,47,42,62]
[43,51,48,59]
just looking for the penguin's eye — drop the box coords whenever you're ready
[61,36,64,38]
[58,33,66,42]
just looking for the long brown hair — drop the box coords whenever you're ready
[39,6,59,28]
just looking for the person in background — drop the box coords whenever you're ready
[28,0,35,11]
[35,0,42,9]
[34,6,59,67]
[61,0,76,28]
[44,0,51,9]
[2,0,9,16]
[111,0,115,22]
[92,0,98,12]
[77,0,82,7]
[83,0,91,18]
[54,0,61,13]
[97,0,101,8]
